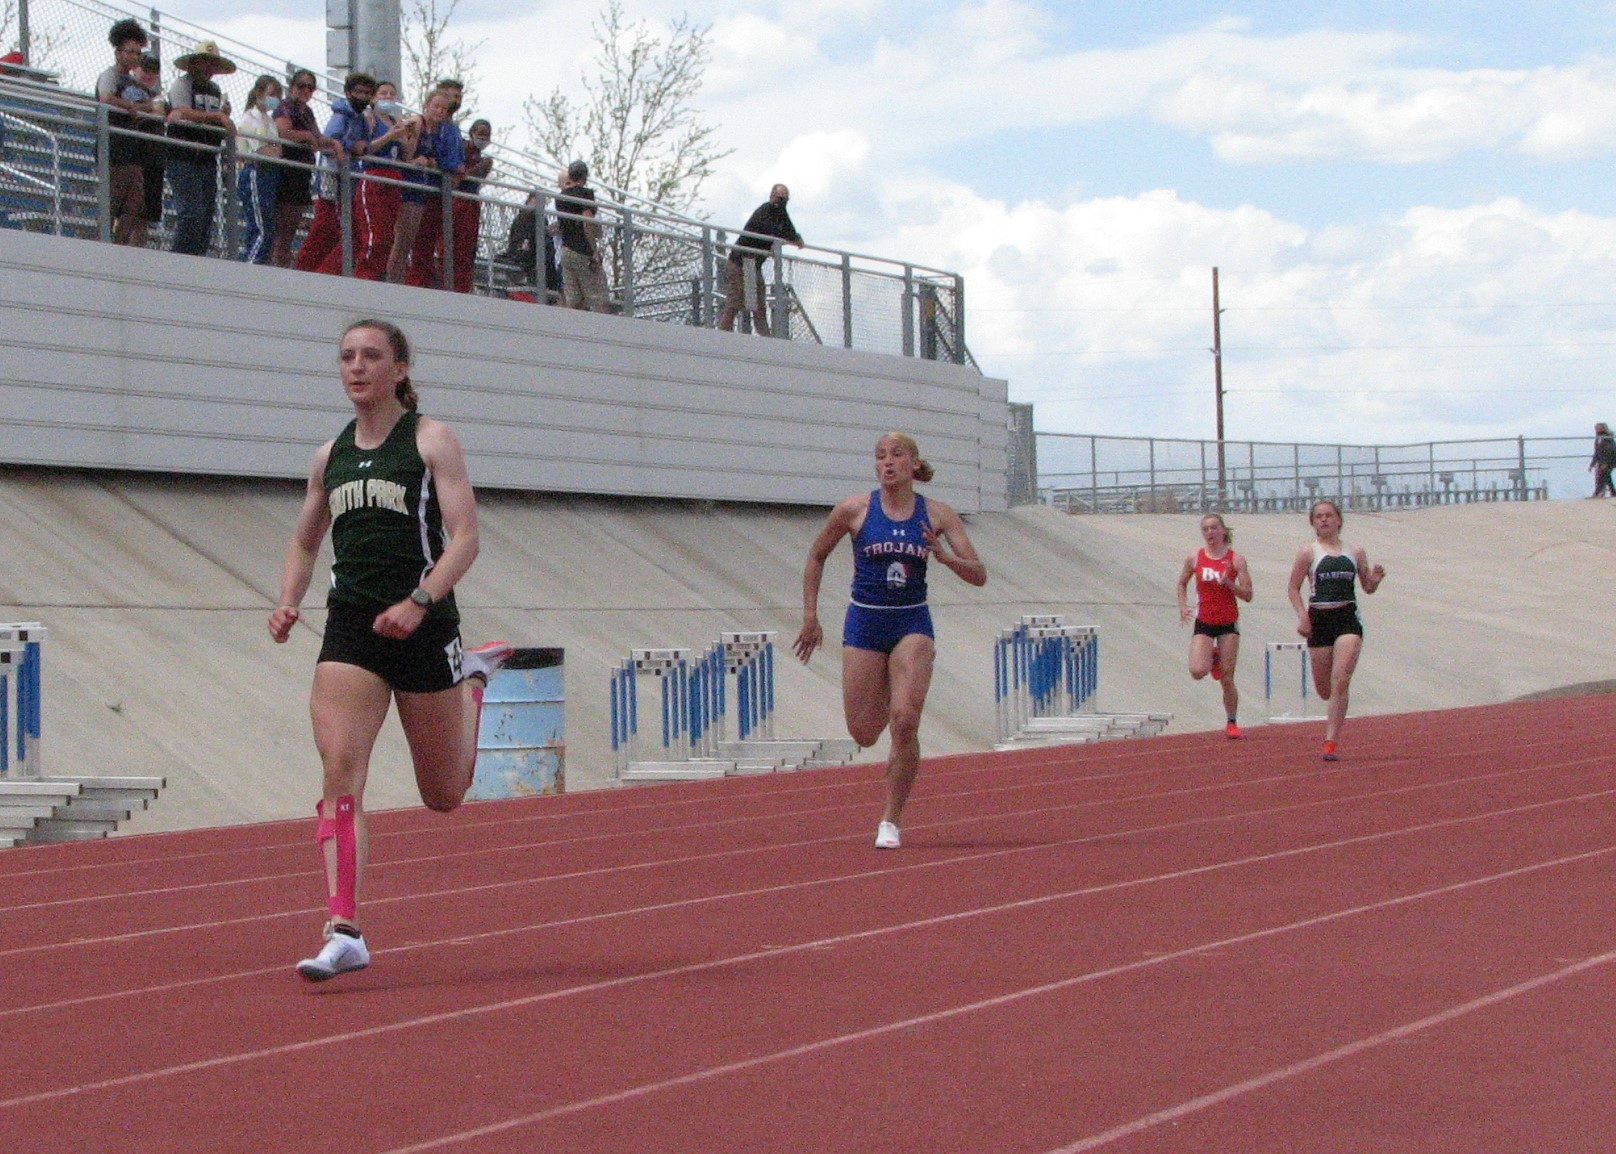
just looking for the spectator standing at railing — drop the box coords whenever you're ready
[335,78,412,280]
[719,184,803,337]
[1590,423,1616,498]
[270,69,341,268]
[235,74,283,264]
[165,41,235,256]
[388,89,463,285]
[554,160,608,312]
[293,74,372,275]
[446,119,493,294]
[400,83,467,288]
[132,53,167,244]
[96,19,154,246]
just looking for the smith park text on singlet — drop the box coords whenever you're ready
[850,490,929,608]
[1308,543,1358,607]
[1194,548,1239,625]
[323,410,458,624]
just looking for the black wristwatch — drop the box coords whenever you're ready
[408,587,434,608]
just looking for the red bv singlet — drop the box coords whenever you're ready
[1194,548,1239,626]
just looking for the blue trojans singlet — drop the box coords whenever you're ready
[850,490,930,608]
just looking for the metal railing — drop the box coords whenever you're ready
[1035,432,1594,511]
[0,3,974,366]
[0,106,61,231]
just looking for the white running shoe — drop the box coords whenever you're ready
[296,923,370,981]
[875,821,901,849]
[462,640,514,684]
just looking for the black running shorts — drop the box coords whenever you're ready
[1307,604,1363,649]
[317,601,464,693]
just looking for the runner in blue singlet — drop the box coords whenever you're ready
[793,432,987,850]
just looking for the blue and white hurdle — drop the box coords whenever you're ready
[994,615,1100,744]
[0,623,45,778]
[718,631,776,743]
[609,633,779,777]
[1264,640,1316,722]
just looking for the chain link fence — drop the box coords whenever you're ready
[1037,432,1592,511]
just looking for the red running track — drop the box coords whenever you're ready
[3,697,1616,1153]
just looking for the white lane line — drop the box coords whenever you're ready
[0,710,1572,884]
[366,848,1616,1154]
[1041,950,1616,1152]
[3,802,1613,1113]
[1,761,1610,973]
[2,737,1605,922]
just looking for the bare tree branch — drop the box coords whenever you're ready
[400,0,484,110]
[523,0,729,216]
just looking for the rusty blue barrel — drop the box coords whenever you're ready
[470,648,564,798]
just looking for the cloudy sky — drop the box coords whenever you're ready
[143,0,1616,447]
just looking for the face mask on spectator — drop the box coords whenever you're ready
[349,96,371,114]
[471,135,490,149]
[262,96,281,114]
[377,100,405,117]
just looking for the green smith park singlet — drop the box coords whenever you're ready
[322,410,459,625]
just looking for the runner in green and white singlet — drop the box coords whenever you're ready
[269,319,511,981]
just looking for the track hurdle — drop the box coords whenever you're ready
[718,631,776,742]
[609,634,780,776]
[610,649,691,774]
[1264,641,1315,722]
[609,645,731,776]
[0,623,45,778]
[994,616,1100,743]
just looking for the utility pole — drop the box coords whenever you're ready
[1212,266,1226,506]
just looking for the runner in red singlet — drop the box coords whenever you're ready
[1176,513,1253,738]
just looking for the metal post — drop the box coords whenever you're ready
[221,140,240,258]
[901,264,915,356]
[536,191,549,299]
[700,224,715,326]
[952,273,966,365]
[770,244,786,338]
[1090,436,1099,514]
[95,104,112,243]
[339,166,354,278]
[18,0,30,61]
[620,208,635,317]
[440,176,454,291]
[149,9,162,62]
[841,252,854,348]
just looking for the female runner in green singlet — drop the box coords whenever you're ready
[1285,500,1385,762]
[268,318,510,981]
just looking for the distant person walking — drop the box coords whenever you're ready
[1286,500,1385,762]
[793,432,986,849]
[719,184,803,337]
[1176,513,1252,738]
[268,319,510,981]
[1590,422,1616,497]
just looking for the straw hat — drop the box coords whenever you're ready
[173,41,237,74]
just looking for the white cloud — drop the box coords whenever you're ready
[126,0,1616,452]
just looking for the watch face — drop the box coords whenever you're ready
[410,588,432,606]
